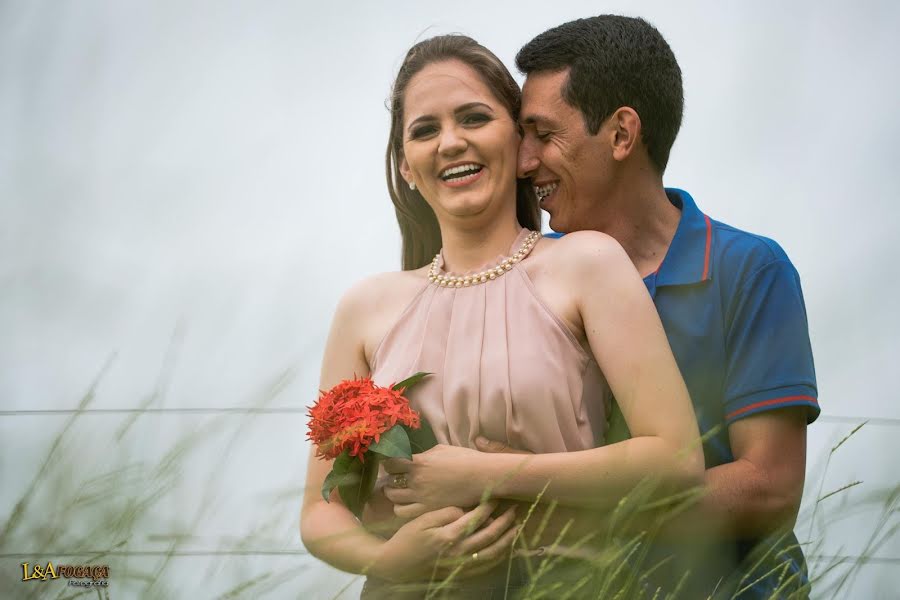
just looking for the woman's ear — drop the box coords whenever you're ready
[399,156,414,189]
[610,107,641,162]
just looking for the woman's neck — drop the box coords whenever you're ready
[437,215,524,274]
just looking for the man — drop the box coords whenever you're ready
[478,15,819,598]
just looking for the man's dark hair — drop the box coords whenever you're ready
[516,15,683,173]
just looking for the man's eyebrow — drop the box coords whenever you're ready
[519,114,549,127]
[407,102,495,133]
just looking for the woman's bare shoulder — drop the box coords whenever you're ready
[543,230,625,256]
[333,268,429,364]
[338,267,429,317]
[332,268,426,339]
[537,231,632,277]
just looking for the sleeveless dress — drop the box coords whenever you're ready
[370,228,610,452]
[362,228,613,599]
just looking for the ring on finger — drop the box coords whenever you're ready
[391,473,408,488]
[471,551,478,561]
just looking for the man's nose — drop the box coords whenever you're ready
[517,138,539,178]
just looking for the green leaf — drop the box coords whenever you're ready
[340,454,380,518]
[406,419,437,454]
[322,468,360,503]
[391,371,431,392]
[320,450,380,518]
[332,450,354,474]
[321,451,362,502]
[368,424,412,459]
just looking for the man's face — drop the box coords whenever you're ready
[518,69,613,233]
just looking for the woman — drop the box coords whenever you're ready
[300,35,703,596]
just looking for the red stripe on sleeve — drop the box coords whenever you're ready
[726,395,818,421]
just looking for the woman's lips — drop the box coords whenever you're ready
[441,168,485,188]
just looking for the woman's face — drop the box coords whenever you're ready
[400,60,520,225]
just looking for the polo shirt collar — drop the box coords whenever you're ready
[655,188,713,287]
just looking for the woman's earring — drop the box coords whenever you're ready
[408,181,416,191]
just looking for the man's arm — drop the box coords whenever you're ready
[645,250,817,539]
[476,407,807,540]
[711,254,817,537]
[693,407,808,538]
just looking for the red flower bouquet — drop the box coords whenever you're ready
[307,372,435,517]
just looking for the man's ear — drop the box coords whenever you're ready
[610,107,641,162]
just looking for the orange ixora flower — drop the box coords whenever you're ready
[307,376,421,461]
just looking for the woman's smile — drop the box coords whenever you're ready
[399,59,520,221]
[438,162,485,188]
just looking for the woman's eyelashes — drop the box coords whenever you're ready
[409,124,438,139]
[461,112,491,126]
[408,113,492,140]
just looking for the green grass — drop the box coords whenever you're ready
[1,360,896,599]
[0,355,312,599]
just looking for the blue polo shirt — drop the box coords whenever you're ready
[603,188,819,598]
[648,188,818,449]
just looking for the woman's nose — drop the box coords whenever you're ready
[438,126,468,156]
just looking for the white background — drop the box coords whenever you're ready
[1,1,898,597]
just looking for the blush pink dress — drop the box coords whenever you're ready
[370,228,610,454]
[360,229,614,597]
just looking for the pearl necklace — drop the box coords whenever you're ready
[428,230,541,287]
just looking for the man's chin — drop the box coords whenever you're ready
[547,214,572,234]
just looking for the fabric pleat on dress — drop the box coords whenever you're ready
[370,228,610,453]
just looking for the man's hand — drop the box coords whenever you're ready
[474,436,534,455]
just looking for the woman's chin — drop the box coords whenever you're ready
[439,197,495,220]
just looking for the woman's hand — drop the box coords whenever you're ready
[382,444,492,516]
[373,502,518,583]
[360,476,409,538]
